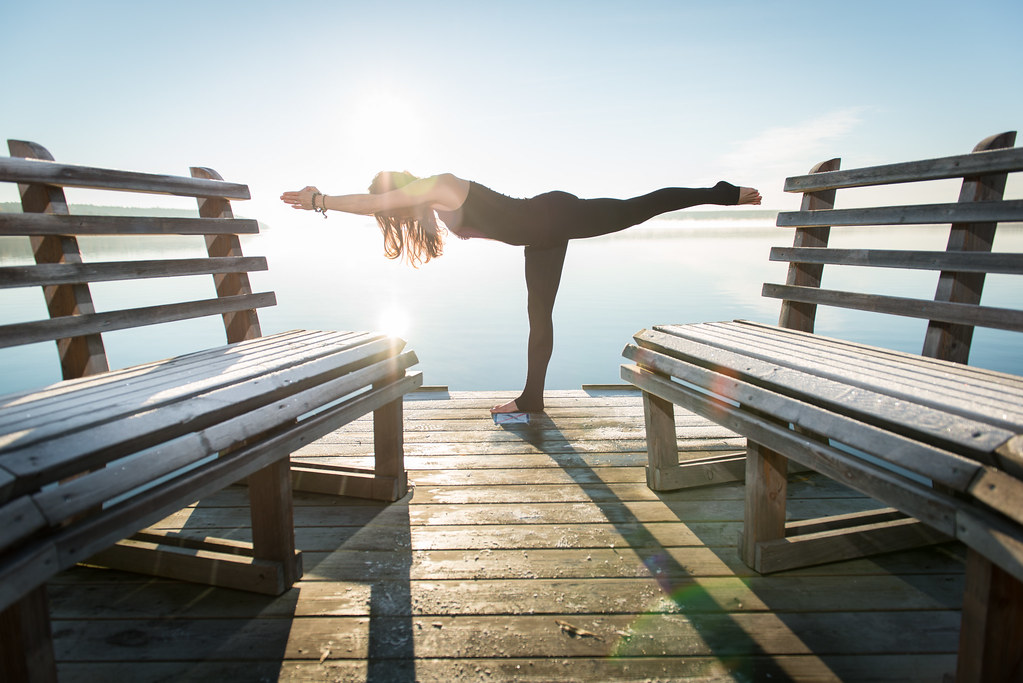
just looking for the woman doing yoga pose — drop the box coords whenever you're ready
[281,173,761,414]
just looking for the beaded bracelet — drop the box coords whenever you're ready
[311,192,328,218]
[315,192,328,218]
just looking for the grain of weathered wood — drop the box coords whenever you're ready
[621,363,961,535]
[192,165,263,343]
[762,283,1023,332]
[3,351,418,507]
[0,154,250,199]
[776,199,1023,228]
[0,256,268,289]
[770,246,1023,274]
[49,610,963,661]
[652,323,1023,424]
[719,319,1023,395]
[741,443,788,569]
[0,330,365,426]
[47,572,963,618]
[0,292,278,348]
[55,655,959,683]
[782,143,1023,192]
[0,333,394,459]
[924,131,1016,365]
[779,157,839,333]
[956,549,1023,682]
[38,390,966,680]
[625,337,1005,479]
[10,139,108,380]
[0,370,422,608]
[0,213,259,236]
[0,586,57,683]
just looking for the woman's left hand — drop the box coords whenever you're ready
[280,186,320,210]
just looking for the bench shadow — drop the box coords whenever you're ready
[197,483,418,682]
[499,413,792,680]
[53,479,418,681]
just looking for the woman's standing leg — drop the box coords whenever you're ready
[494,241,569,413]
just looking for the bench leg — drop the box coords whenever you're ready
[0,586,58,683]
[956,548,1023,682]
[373,387,408,499]
[643,390,680,490]
[248,459,302,588]
[740,441,788,570]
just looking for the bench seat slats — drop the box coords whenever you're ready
[736,320,1023,391]
[0,257,268,289]
[0,331,377,433]
[777,199,1023,228]
[622,345,983,491]
[633,325,1020,460]
[0,368,423,614]
[0,335,405,492]
[0,213,259,236]
[0,292,278,348]
[622,361,1023,582]
[769,247,1023,274]
[0,329,342,407]
[668,321,1023,407]
[762,284,1023,332]
[30,351,419,526]
[782,146,1023,193]
[621,363,961,533]
[654,322,1023,423]
[0,156,250,200]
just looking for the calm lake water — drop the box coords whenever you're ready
[2,212,1021,397]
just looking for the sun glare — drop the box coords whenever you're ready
[378,306,411,339]
[346,90,426,169]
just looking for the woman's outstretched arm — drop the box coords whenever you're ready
[281,173,470,215]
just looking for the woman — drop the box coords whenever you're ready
[281,173,761,414]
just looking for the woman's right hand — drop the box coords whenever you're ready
[738,187,762,205]
[280,186,320,210]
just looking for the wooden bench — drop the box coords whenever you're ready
[0,140,423,682]
[621,131,1023,682]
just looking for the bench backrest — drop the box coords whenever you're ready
[0,140,274,382]
[769,131,1023,365]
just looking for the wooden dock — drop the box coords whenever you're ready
[47,389,965,681]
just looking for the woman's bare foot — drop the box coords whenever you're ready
[738,187,762,205]
[491,399,521,414]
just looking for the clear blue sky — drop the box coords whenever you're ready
[2,0,1021,225]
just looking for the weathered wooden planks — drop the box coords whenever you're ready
[776,199,1023,228]
[0,213,259,236]
[0,256,268,289]
[762,284,1023,332]
[42,390,967,681]
[782,144,1023,192]
[0,154,251,199]
[770,246,1023,274]
[0,292,278,348]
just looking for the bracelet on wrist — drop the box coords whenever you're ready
[314,192,328,218]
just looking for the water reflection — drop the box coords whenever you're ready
[2,217,1021,396]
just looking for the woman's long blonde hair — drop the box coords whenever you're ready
[369,171,445,267]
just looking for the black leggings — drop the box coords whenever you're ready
[513,183,739,412]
